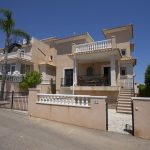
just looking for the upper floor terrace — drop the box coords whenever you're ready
[73,39,112,54]
[0,49,32,63]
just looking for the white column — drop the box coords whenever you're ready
[40,65,47,83]
[110,55,116,86]
[16,63,21,74]
[73,55,77,86]
[117,60,120,86]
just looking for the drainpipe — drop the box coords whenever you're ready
[72,54,76,95]
[133,74,136,97]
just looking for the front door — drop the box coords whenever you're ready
[104,67,111,85]
[64,69,73,86]
[10,65,16,74]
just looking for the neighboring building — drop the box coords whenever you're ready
[0,24,136,110]
[0,38,56,93]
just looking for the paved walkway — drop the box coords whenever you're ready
[0,109,149,150]
[108,109,132,134]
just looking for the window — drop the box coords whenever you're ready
[121,49,126,56]
[26,65,31,73]
[21,64,31,74]
[21,64,25,74]
[50,55,53,61]
[87,66,93,76]
[120,67,126,76]
[10,65,16,74]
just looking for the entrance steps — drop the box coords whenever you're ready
[116,89,133,114]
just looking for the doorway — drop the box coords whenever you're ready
[104,67,111,85]
[64,69,73,86]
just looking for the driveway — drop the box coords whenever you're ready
[108,109,132,134]
[0,109,149,150]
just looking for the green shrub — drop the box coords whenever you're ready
[139,65,150,97]
[139,84,146,97]
[20,71,42,90]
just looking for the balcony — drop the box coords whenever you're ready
[73,39,112,54]
[78,75,110,86]
[61,75,110,87]
[0,74,23,83]
[0,51,32,62]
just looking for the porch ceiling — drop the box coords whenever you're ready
[70,86,120,91]
[0,59,33,65]
[75,49,121,63]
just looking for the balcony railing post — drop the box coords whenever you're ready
[111,36,117,49]
[74,39,112,53]
[11,90,14,109]
[72,43,76,54]
[133,74,136,97]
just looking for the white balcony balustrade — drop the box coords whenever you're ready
[37,94,104,108]
[0,74,23,82]
[0,51,32,61]
[120,75,134,89]
[74,39,112,53]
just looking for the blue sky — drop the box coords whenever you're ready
[0,0,150,83]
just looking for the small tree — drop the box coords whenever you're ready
[138,84,145,97]
[145,65,150,87]
[139,65,150,97]
[20,71,42,90]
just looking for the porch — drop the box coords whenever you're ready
[0,50,32,62]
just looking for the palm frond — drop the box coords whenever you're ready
[0,8,15,34]
[0,8,12,18]
[12,29,30,44]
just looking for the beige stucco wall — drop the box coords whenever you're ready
[31,38,56,72]
[56,54,73,93]
[28,89,107,130]
[117,42,131,57]
[4,81,20,92]
[133,98,150,139]
[54,39,87,55]
[78,62,110,76]
[75,90,118,108]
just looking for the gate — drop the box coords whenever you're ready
[106,98,134,135]
[0,91,28,111]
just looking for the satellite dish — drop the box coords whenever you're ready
[23,39,27,44]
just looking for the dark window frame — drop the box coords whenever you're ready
[120,67,127,76]
[121,49,126,56]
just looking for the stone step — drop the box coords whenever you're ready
[120,90,133,93]
[119,95,131,98]
[121,89,133,92]
[119,94,132,97]
[118,101,131,104]
[117,106,132,111]
[118,99,131,102]
[118,97,131,101]
[120,93,132,95]
[117,109,132,114]
[117,103,131,108]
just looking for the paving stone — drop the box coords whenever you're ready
[108,109,132,134]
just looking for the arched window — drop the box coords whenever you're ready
[87,66,93,76]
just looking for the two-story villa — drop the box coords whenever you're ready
[0,24,136,113]
[54,24,135,113]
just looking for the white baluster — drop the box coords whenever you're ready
[81,98,84,106]
[85,98,89,106]
[61,98,64,104]
[52,96,55,104]
[57,96,59,104]
[77,98,80,106]
[73,97,76,105]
